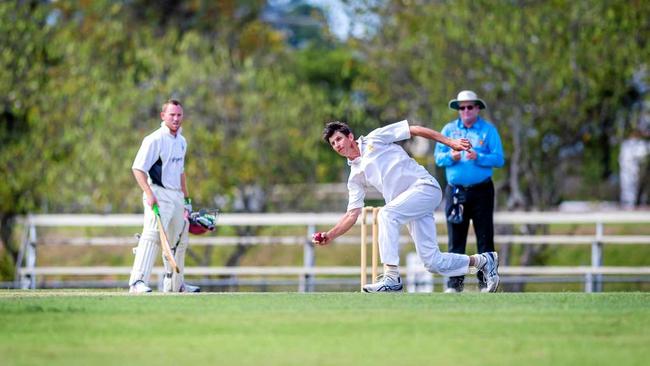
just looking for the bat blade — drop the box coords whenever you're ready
[153,205,180,274]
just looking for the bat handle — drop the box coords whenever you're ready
[152,203,160,216]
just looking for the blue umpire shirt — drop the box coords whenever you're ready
[434,116,505,186]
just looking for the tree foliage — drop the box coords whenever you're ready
[350,0,649,275]
[1,0,647,279]
[0,0,358,276]
[354,0,649,209]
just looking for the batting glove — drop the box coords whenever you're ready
[184,197,193,213]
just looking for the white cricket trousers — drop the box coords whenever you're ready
[378,181,470,277]
[129,185,189,290]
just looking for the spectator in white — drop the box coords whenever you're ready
[312,120,501,293]
[129,99,199,293]
[619,130,650,208]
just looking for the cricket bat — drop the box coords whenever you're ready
[153,203,180,274]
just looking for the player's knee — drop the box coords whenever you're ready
[378,207,398,226]
[379,206,409,227]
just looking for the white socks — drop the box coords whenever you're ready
[384,265,400,280]
[472,254,486,270]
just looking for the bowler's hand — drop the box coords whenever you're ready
[312,232,330,246]
[466,149,478,160]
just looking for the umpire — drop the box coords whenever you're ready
[434,90,505,292]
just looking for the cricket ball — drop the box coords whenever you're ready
[312,232,326,243]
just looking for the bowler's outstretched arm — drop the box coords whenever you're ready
[313,208,362,245]
[409,125,471,151]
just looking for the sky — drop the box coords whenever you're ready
[270,0,379,40]
[308,0,354,39]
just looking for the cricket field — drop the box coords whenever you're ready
[1,291,648,366]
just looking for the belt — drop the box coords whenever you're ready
[450,178,492,190]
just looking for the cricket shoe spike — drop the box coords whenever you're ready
[129,280,152,294]
[362,274,403,293]
[479,252,500,293]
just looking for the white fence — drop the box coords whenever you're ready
[15,211,650,292]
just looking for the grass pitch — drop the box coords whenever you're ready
[1,291,648,366]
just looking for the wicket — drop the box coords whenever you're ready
[360,206,380,290]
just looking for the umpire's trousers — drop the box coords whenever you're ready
[444,178,495,285]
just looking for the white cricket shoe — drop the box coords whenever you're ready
[162,279,201,293]
[129,280,152,294]
[444,287,461,293]
[478,252,500,293]
[180,283,201,293]
[362,275,403,293]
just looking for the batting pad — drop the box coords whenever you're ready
[129,230,160,286]
[163,228,189,292]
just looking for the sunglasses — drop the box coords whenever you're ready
[458,105,475,111]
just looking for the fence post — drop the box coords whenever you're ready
[591,222,604,292]
[406,252,433,293]
[19,218,38,289]
[300,224,316,292]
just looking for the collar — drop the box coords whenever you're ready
[347,136,364,166]
[160,121,182,137]
[347,156,361,166]
[456,116,484,130]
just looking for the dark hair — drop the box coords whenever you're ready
[322,121,352,143]
[162,99,183,113]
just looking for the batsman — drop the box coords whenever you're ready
[129,98,200,293]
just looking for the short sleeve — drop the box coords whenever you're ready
[132,135,160,172]
[366,120,410,144]
[346,171,366,211]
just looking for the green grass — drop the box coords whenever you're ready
[1,292,649,366]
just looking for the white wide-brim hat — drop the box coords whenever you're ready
[448,90,487,110]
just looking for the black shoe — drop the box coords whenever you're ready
[445,276,464,293]
[477,271,488,293]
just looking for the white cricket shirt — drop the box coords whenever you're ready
[346,120,440,211]
[132,122,186,190]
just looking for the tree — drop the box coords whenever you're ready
[349,0,649,288]
[0,0,361,280]
[0,2,60,277]
[353,0,650,209]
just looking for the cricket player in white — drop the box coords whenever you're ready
[129,99,198,293]
[313,120,500,292]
